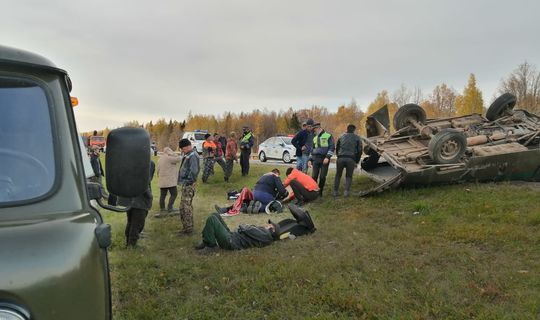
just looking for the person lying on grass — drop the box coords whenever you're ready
[194,213,278,254]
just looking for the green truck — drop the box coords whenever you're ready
[0,45,150,319]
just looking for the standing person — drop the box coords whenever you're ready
[308,122,335,197]
[333,124,362,197]
[155,147,181,217]
[201,133,217,183]
[177,138,200,235]
[291,119,314,173]
[217,133,227,156]
[239,126,254,176]
[89,146,104,185]
[213,133,228,180]
[120,160,155,247]
[224,131,238,182]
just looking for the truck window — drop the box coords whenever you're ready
[0,77,55,204]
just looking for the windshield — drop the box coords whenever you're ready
[194,133,206,140]
[0,77,55,204]
[91,136,105,141]
[282,137,292,145]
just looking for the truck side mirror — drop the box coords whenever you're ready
[105,127,150,198]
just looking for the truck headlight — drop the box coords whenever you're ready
[0,308,26,320]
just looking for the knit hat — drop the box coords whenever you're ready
[179,138,191,148]
[305,118,315,126]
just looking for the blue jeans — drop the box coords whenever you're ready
[296,155,308,173]
[253,190,274,212]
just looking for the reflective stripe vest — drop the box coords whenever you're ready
[241,132,253,143]
[313,132,331,148]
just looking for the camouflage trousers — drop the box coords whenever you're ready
[179,184,196,232]
[202,157,215,183]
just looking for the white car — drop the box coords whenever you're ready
[182,130,208,154]
[258,136,296,163]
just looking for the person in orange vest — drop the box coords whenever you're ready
[202,133,217,183]
[282,167,320,206]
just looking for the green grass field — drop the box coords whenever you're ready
[102,158,540,319]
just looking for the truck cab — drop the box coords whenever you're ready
[0,45,150,320]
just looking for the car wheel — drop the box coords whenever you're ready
[486,93,517,121]
[259,151,267,162]
[282,151,292,163]
[393,103,426,130]
[428,129,467,164]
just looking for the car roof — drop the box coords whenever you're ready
[0,45,66,74]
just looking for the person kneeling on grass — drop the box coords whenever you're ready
[283,167,319,205]
[194,213,277,254]
[215,168,288,214]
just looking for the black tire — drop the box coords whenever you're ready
[486,93,517,121]
[393,104,427,130]
[282,151,292,163]
[428,129,467,164]
[259,151,267,162]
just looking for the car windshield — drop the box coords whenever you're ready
[194,133,206,140]
[0,77,55,204]
[281,137,292,145]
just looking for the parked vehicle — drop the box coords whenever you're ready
[258,136,296,163]
[0,45,150,319]
[89,135,106,151]
[359,93,540,196]
[182,130,208,154]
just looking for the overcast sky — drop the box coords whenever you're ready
[2,0,539,131]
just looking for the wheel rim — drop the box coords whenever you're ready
[260,152,265,161]
[439,139,461,161]
[283,152,290,162]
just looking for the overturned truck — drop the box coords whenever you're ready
[359,93,540,196]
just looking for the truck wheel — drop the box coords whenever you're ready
[393,104,426,130]
[259,151,267,162]
[428,129,467,164]
[282,151,292,163]
[486,93,517,121]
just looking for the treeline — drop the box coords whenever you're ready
[85,62,540,151]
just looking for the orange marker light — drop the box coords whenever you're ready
[71,96,79,107]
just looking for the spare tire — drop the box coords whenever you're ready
[393,104,427,130]
[428,129,467,164]
[486,93,517,121]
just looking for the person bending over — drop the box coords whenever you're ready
[283,167,319,205]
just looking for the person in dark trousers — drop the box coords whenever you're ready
[177,138,200,235]
[283,167,319,205]
[291,119,314,173]
[224,131,238,182]
[214,168,288,214]
[155,147,181,217]
[252,168,288,209]
[201,133,217,183]
[213,133,228,180]
[194,213,277,254]
[308,122,335,197]
[119,160,155,247]
[333,124,362,197]
[239,126,254,176]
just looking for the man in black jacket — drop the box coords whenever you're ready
[291,119,314,173]
[195,213,277,254]
[333,124,362,197]
[119,160,155,247]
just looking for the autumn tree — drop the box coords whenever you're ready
[424,84,458,117]
[366,90,398,132]
[498,61,540,114]
[455,74,484,115]
[290,113,301,131]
